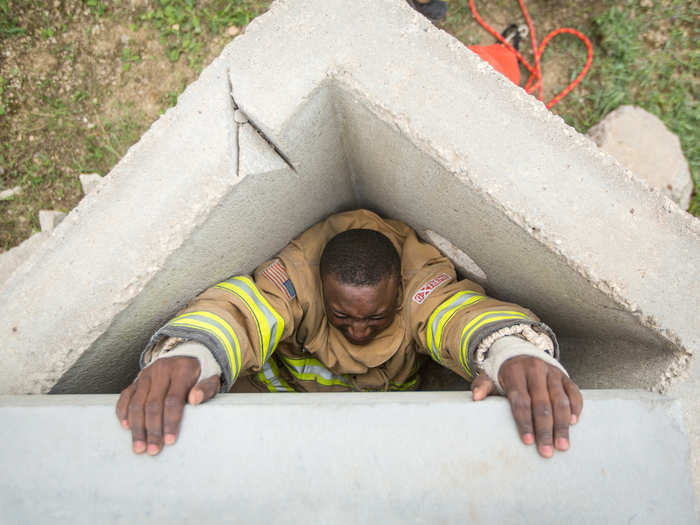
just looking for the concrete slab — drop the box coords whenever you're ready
[0,231,49,287]
[0,391,694,524]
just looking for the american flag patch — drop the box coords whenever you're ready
[412,273,452,304]
[262,260,296,300]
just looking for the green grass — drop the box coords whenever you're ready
[0,75,8,116]
[0,0,25,38]
[140,0,267,69]
[549,1,699,214]
[77,110,145,174]
[0,0,697,253]
[446,0,699,215]
[120,47,142,72]
[84,0,108,17]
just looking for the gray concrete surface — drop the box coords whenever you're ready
[0,391,695,525]
[0,230,49,287]
[0,0,698,507]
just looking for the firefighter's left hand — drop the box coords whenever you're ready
[471,355,583,458]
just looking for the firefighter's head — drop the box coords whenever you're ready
[320,229,401,346]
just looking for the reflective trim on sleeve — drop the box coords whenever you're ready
[215,276,285,364]
[426,291,485,364]
[389,375,418,391]
[168,311,242,381]
[256,358,295,392]
[458,310,530,377]
[280,355,351,388]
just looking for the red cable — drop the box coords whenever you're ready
[468,0,594,109]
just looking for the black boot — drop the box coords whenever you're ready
[409,0,448,24]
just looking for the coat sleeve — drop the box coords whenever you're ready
[140,259,303,392]
[405,237,558,382]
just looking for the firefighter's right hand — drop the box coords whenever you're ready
[116,356,220,455]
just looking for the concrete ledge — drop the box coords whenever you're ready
[0,391,695,524]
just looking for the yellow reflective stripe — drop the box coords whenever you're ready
[169,311,241,380]
[458,310,530,377]
[426,291,484,363]
[257,359,294,392]
[215,276,284,364]
[390,376,418,391]
[281,355,350,387]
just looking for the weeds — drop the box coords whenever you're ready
[0,75,7,116]
[555,1,699,213]
[140,0,265,69]
[84,0,107,17]
[78,111,144,174]
[0,0,25,38]
[120,47,142,72]
[0,0,697,253]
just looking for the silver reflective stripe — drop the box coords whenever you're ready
[281,355,351,387]
[259,360,294,392]
[215,276,284,363]
[168,311,241,379]
[427,291,484,362]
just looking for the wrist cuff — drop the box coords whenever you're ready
[148,341,223,385]
[480,336,568,395]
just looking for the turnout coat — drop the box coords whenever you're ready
[142,210,558,392]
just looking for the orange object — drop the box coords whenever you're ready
[469,0,594,109]
[468,44,521,85]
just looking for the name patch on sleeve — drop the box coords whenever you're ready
[412,273,452,304]
[262,260,296,300]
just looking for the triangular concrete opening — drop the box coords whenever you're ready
[0,0,694,397]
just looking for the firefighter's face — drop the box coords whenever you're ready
[322,274,399,346]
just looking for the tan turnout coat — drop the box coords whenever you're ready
[143,210,556,392]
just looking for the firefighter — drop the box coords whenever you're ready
[117,209,582,458]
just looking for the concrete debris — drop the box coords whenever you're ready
[79,173,104,195]
[0,186,22,200]
[227,25,240,37]
[38,210,67,233]
[588,105,693,210]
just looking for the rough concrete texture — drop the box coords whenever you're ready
[588,105,694,209]
[38,210,67,232]
[422,228,488,287]
[0,391,695,524]
[0,0,698,484]
[79,172,104,195]
[0,231,49,287]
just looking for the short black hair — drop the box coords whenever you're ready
[320,229,400,286]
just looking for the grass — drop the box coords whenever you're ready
[139,0,267,69]
[446,0,699,214]
[0,0,24,38]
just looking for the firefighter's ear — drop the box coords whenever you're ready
[471,371,497,401]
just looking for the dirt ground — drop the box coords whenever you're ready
[0,0,245,250]
[0,0,697,251]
